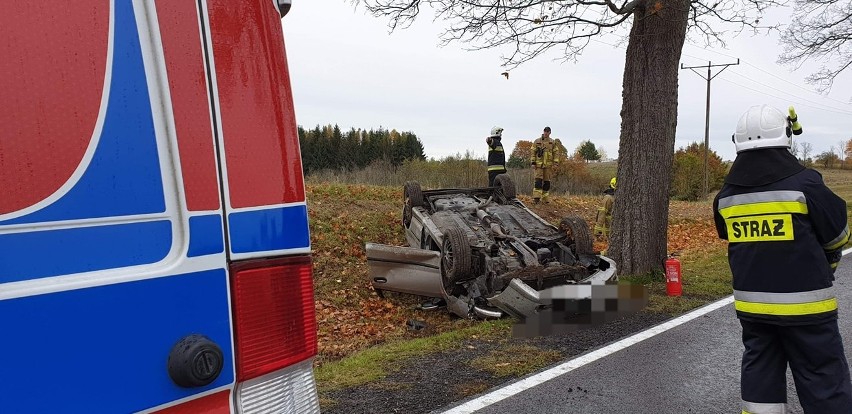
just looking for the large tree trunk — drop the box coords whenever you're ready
[609,0,689,276]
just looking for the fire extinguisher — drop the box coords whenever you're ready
[665,253,682,297]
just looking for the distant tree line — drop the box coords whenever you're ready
[508,139,609,167]
[298,125,426,174]
[791,138,852,170]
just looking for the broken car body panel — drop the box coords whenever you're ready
[366,176,617,319]
[365,243,444,298]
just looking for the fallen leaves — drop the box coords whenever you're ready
[306,183,723,363]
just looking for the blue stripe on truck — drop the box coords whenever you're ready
[228,205,310,253]
[0,268,234,413]
[188,214,225,257]
[0,220,172,283]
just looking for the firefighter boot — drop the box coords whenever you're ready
[533,177,544,204]
[542,180,552,204]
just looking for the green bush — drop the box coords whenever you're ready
[670,142,726,201]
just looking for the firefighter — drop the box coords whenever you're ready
[594,177,616,238]
[486,126,507,186]
[530,126,564,203]
[713,104,851,414]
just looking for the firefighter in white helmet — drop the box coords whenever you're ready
[713,104,851,413]
[486,126,507,186]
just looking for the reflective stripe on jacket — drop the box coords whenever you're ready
[486,136,506,172]
[734,287,837,317]
[713,168,849,325]
[530,136,563,167]
[741,400,786,414]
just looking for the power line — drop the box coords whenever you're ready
[683,44,852,107]
[594,38,852,115]
[740,61,852,106]
[681,60,740,198]
[722,70,852,115]
[716,77,852,116]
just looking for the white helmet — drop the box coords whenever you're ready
[490,126,504,137]
[733,104,791,153]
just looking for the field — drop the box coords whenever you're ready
[306,166,852,408]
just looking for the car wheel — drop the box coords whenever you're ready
[403,181,423,228]
[560,214,593,255]
[441,226,472,288]
[494,173,516,201]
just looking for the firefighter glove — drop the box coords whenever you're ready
[827,249,842,274]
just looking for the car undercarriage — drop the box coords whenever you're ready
[366,174,617,319]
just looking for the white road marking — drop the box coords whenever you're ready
[440,246,852,414]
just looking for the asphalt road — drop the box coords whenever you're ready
[440,252,852,414]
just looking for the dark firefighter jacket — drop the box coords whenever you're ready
[486,135,506,172]
[713,148,850,325]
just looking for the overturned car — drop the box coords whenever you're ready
[365,174,617,319]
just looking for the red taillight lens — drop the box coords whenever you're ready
[230,256,317,382]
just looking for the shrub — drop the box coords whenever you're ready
[304,152,611,195]
[670,142,726,201]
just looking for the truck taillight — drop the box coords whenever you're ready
[230,256,317,382]
[152,390,231,414]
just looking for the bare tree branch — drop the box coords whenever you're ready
[779,0,852,93]
[353,0,782,69]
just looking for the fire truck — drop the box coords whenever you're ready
[0,0,320,412]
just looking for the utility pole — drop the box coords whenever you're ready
[681,59,739,198]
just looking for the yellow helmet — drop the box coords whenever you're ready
[610,177,617,189]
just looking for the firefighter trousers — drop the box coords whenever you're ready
[740,319,852,414]
[533,167,553,200]
[488,168,506,187]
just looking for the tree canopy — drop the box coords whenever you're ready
[508,140,533,168]
[576,140,602,161]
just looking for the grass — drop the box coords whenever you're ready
[469,344,563,378]
[307,157,612,196]
[818,167,852,200]
[819,168,852,217]
[308,166,852,400]
[314,319,513,392]
[621,245,732,315]
[816,168,852,249]
[586,161,618,182]
[313,243,733,396]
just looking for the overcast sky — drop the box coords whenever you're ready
[282,2,852,162]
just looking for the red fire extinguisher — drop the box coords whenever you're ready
[665,253,682,297]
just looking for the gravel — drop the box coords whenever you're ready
[322,311,672,414]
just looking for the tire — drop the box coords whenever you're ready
[403,181,423,228]
[441,226,472,287]
[494,174,516,200]
[560,214,593,255]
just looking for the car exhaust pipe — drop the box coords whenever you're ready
[477,210,509,239]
